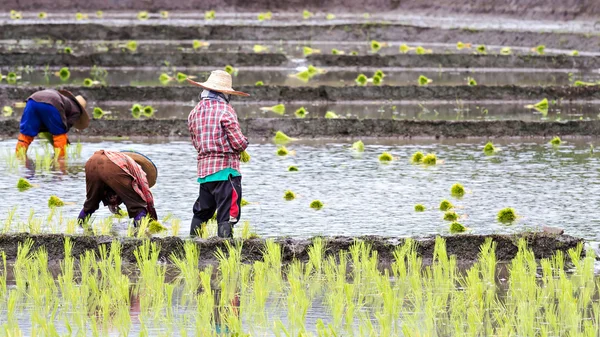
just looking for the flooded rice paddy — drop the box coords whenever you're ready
[0,137,598,239]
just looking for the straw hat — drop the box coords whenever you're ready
[121,151,158,187]
[186,70,249,96]
[58,89,90,130]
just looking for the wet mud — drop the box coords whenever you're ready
[0,232,583,265]
[309,54,600,70]
[1,0,598,19]
[2,85,598,104]
[2,23,597,51]
[1,118,599,139]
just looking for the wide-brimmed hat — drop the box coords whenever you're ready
[186,70,249,97]
[121,151,158,187]
[58,89,90,130]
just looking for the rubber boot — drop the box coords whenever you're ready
[16,133,34,156]
[217,222,233,238]
[52,134,68,158]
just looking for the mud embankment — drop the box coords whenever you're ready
[2,23,597,51]
[1,85,598,104]
[0,233,583,265]
[0,52,289,68]
[309,54,600,70]
[0,0,598,20]
[1,118,600,139]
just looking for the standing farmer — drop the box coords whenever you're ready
[186,70,249,238]
[78,150,158,225]
[16,89,89,157]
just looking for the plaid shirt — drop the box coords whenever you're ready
[104,150,158,219]
[188,99,248,178]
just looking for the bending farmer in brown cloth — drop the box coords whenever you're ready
[78,150,158,225]
[186,70,249,238]
[16,89,89,157]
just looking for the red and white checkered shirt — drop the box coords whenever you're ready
[188,99,248,178]
[103,150,157,219]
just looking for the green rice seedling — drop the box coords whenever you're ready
[525,98,549,115]
[500,47,512,55]
[483,141,496,154]
[288,165,298,171]
[170,218,181,236]
[240,198,250,207]
[58,67,70,81]
[17,177,32,191]
[6,72,18,84]
[325,111,339,118]
[205,10,216,19]
[192,40,210,49]
[257,11,272,21]
[75,12,88,20]
[450,183,465,197]
[399,44,412,53]
[2,105,14,117]
[411,151,424,163]
[416,46,432,54]
[64,46,73,54]
[331,48,344,55]
[375,69,385,78]
[148,220,167,234]
[224,65,236,75]
[533,44,546,54]
[372,75,383,85]
[352,140,365,152]
[371,40,384,53]
[303,10,313,19]
[303,46,320,56]
[307,65,325,76]
[476,44,487,54]
[573,80,596,86]
[414,204,426,212]
[160,10,169,18]
[253,44,269,53]
[379,152,393,162]
[176,72,188,82]
[468,77,477,86]
[240,150,250,163]
[276,146,289,156]
[48,195,65,208]
[326,13,336,20]
[571,50,579,56]
[355,74,368,86]
[456,41,471,50]
[273,130,296,144]
[83,78,93,87]
[497,207,517,223]
[159,72,171,84]
[295,107,308,118]
[2,206,17,233]
[444,211,459,221]
[126,40,138,52]
[131,104,143,118]
[293,70,312,82]
[310,200,324,210]
[418,75,432,86]
[550,136,561,146]
[284,190,296,200]
[439,199,454,211]
[260,104,285,115]
[96,10,104,18]
[255,80,264,86]
[10,10,22,19]
[422,153,437,165]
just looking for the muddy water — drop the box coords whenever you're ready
[0,138,598,239]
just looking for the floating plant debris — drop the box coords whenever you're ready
[476,45,487,54]
[439,199,453,211]
[422,153,437,165]
[418,75,432,86]
[497,207,518,224]
[352,140,365,152]
[326,13,336,20]
[443,211,459,222]
[159,73,171,85]
[449,221,467,233]
[137,11,149,20]
[273,131,295,144]
[533,45,546,55]
[310,200,324,210]
[253,45,269,53]
[302,10,314,19]
[525,98,549,115]
[325,111,339,119]
[550,136,562,146]
[307,65,325,76]
[356,74,368,86]
[294,107,308,118]
[48,195,65,208]
[303,46,320,56]
[241,198,250,207]
[224,65,236,75]
[483,141,496,154]
[283,190,296,200]
[450,183,465,197]
[205,10,216,20]
[17,178,32,192]
[500,47,512,55]
[414,204,426,212]
[276,146,289,156]
[411,151,424,163]
[142,106,155,118]
[255,81,264,86]
[261,104,285,116]
[148,220,168,234]
[288,166,299,172]
[379,152,393,162]
[257,11,272,21]
[126,40,138,52]
[240,150,250,163]
[192,40,209,49]
[2,106,14,117]
[468,77,477,86]
[131,104,143,119]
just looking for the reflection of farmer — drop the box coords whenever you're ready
[186,70,249,238]
[16,89,89,157]
[78,150,158,225]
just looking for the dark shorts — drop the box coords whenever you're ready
[20,99,67,136]
[190,175,242,236]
